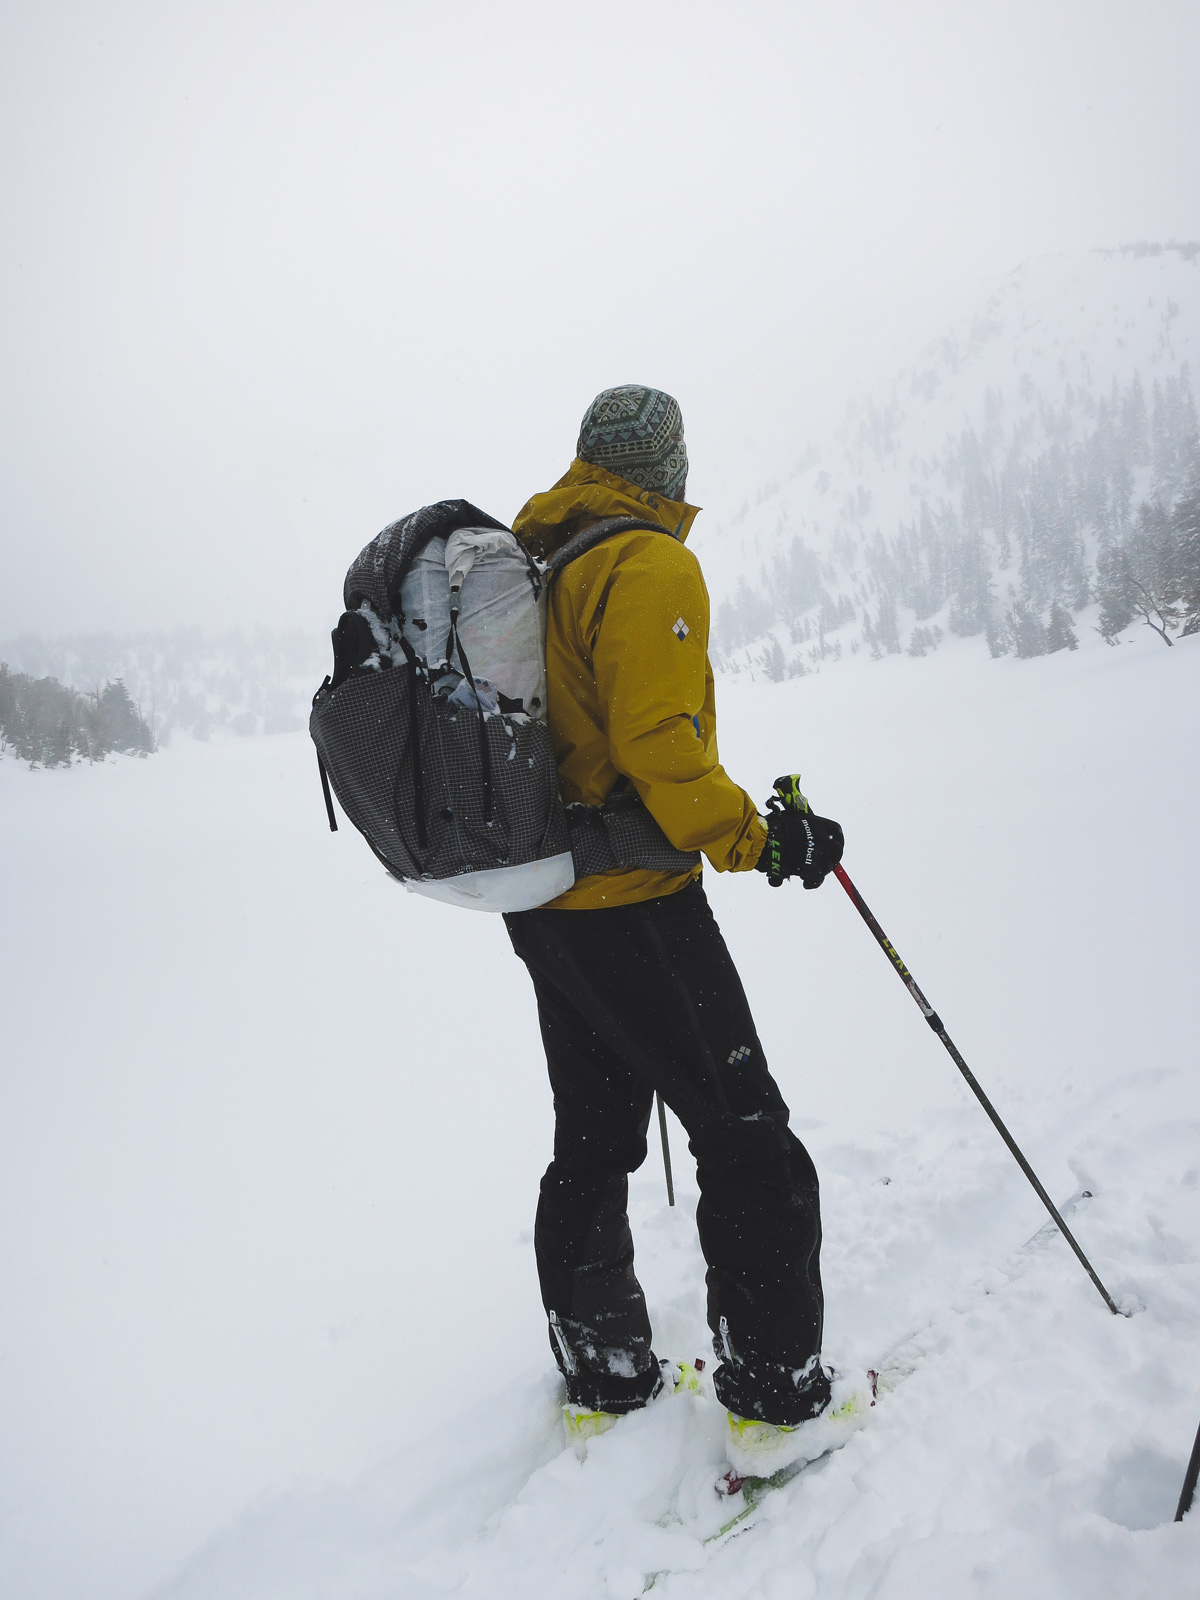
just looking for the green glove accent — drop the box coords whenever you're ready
[757,773,844,890]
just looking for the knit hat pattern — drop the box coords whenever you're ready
[576,385,688,501]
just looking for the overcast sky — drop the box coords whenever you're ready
[2,0,1198,637]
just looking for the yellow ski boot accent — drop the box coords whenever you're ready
[563,1404,618,1448]
[725,1367,875,1478]
[671,1361,705,1395]
[727,1388,866,1450]
[728,1412,795,1447]
[829,1387,870,1421]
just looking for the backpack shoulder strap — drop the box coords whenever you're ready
[544,514,683,576]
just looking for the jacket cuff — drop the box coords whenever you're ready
[738,815,770,872]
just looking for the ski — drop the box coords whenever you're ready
[708,1451,821,1543]
[705,1364,904,1545]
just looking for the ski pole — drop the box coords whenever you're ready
[1176,1414,1200,1521]
[656,1092,675,1207]
[832,862,1122,1317]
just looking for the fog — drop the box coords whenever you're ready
[2,0,1198,638]
[4,12,1200,1599]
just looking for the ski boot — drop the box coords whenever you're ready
[563,1404,619,1449]
[563,1358,707,1453]
[723,1366,875,1480]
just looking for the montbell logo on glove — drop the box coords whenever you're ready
[757,774,844,890]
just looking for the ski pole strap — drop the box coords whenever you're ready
[832,862,1123,1318]
[767,774,811,816]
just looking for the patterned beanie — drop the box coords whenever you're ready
[576,385,688,501]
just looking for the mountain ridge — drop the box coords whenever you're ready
[692,246,1200,677]
[5,246,1198,738]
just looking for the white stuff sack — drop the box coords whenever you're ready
[397,527,548,720]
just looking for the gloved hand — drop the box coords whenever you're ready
[755,774,844,889]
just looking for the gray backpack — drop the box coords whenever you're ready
[310,499,698,912]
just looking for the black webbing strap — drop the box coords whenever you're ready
[316,750,338,832]
[394,633,428,849]
[449,621,494,824]
[311,674,340,832]
[566,788,700,878]
[544,515,682,575]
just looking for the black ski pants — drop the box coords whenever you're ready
[504,879,827,1425]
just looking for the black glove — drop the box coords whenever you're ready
[755,774,844,889]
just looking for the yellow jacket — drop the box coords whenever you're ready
[512,459,767,910]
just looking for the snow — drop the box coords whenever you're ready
[6,250,1197,747]
[698,247,1200,559]
[690,247,1200,671]
[2,626,1199,1598]
[0,627,327,742]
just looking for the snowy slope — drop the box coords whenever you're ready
[6,249,1199,759]
[691,246,1200,670]
[2,623,1198,1599]
[0,626,326,742]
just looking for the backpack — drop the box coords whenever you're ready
[309,499,700,912]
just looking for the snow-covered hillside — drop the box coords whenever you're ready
[7,247,1199,756]
[0,628,325,744]
[692,245,1200,676]
[2,624,1198,1599]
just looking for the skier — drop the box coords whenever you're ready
[505,385,846,1452]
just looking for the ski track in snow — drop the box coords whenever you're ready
[2,627,1199,1598]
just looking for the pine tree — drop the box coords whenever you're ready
[1006,599,1048,658]
[1151,366,1198,503]
[948,520,992,636]
[97,679,155,753]
[0,665,15,754]
[907,625,943,657]
[1122,502,1182,645]
[1173,483,1200,635]
[0,669,156,767]
[873,591,901,654]
[1121,372,1149,466]
[984,609,1009,658]
[1095,542,1134,642]
[1046,601,1079,653]
[759,638,786,682]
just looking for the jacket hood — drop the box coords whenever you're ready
[511,458,700,557]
